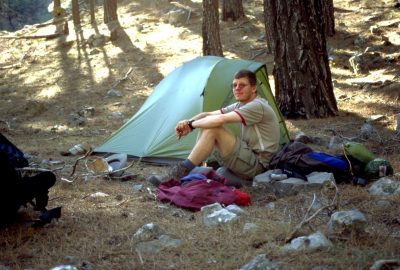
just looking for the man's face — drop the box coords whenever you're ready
[232,77,256,103]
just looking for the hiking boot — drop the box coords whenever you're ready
[147,175,163,187]
[168,162,192,180]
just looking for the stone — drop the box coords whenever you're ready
[243,223,258,233]
[369,259,400,270]
[283,231,333,251]
[238,254,281,270]
[203,208,238,226]
[50,266,78,270]
[327,210,367,236]
[328,136,344,150]
[306,172,335,185]
[253,169,282,187]
[135,234,183,254]
[225,204,245,215]
[273,178,308,197]
[132,223,165,243]
[368,177,400,196]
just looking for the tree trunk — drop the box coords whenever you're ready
[104,0,118,24]
[264,0,337,119]
[53,0,61,9]
[322,0,335,37]
[71,0,80,26]
[222,0,245,21]
[202,0,223,56]
[89,0,96,24]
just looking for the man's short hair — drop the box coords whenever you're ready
[234,69,257,86]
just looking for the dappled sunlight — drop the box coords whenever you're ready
[37,84,62,99]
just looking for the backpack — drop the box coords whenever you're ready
[0,151,56,226]
[0,133,29,168]
[268,141,355,183]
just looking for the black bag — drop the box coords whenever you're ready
[0,133,29,168]
[0,151,56,226]
[268,141,355,183]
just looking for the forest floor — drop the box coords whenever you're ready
[0,0,399,269]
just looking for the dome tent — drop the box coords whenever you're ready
[94,56,290,164]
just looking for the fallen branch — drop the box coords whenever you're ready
[0,63,21,70]
[70,148,93,177]
[251,49,266,60]
[112,67,133,89]
[285,181,339,243]
[0,32,64,40]
[18,165,65,173]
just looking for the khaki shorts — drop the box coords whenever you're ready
[214,139,265,180]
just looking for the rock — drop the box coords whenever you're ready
[243,223,258,233]
[349,54,367,75]
[164,9,189,25]
[135,234,183,254]
[225,204,245,215]
[107,89,123,97]
[360,122,374,139]
[369,25,381,35]
[50,266,78,270]
[327,210,367,236]
[78,106,95,117]
[132,223,165,243]
[328,136,344,150]
[306,172,335,185]
[265,202,275,210]
[273,178,308,197]
[368,177,400,196]
[203,208,238,226]
[369,259,400,270]
[238,254,282,270]
[294,132,314,144]
[253,169,282,187]
[283,231,333,251]
[132,184,144,191]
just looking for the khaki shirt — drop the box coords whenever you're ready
[221,97,280,166]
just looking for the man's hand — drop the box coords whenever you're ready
[175,120,192,139]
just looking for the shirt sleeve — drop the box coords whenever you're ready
[234,100,264,126]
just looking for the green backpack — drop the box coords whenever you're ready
[343,142,376,165]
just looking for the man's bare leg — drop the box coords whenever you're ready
[187,127,236,166]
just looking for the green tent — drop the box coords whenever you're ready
[95,56,289,164]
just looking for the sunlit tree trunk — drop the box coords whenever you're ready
[264,0,337,119]
[71,0,80,25]
[89,0,96,23]
[202,0,223,56]
[104,0,118,23]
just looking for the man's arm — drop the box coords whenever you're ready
[175,110,241,139]
[191,111,241,129]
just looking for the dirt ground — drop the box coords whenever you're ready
[0,0,399,269]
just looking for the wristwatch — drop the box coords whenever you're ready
[187,119,195,131]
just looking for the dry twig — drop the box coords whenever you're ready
[112,67,133,89]
[285,181,339,243]
[70,148,93,177]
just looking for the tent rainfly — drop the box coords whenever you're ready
[95,56,290,164]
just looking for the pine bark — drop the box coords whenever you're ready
[71,0,80,26]
[322,0,335,37]
[222,0,245,21]
[104,0,118,24]
[202,0,223,56]
[89,0,96,24]
[264,0,338,119]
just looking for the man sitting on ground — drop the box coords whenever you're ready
[152,69,280,185]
